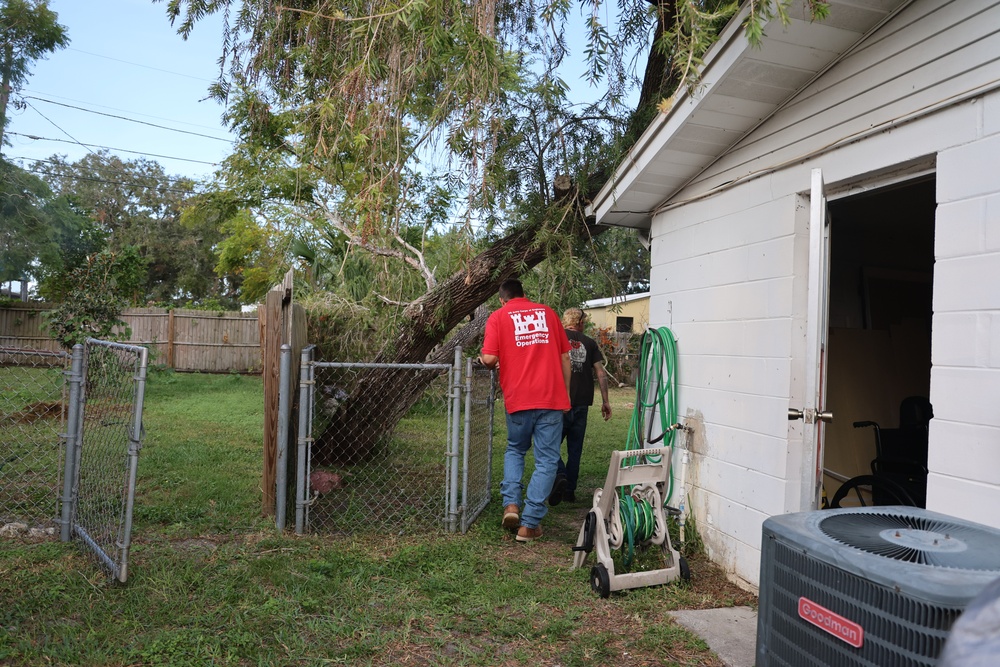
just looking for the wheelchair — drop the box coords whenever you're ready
[828,396,932,509]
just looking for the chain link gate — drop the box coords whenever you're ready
[2,341,149,582]
[61,340,149,582]
[292,347,496,535]
[459,361,496,533]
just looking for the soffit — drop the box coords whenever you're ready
[590,0,913,229]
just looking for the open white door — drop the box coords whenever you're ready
[791,168,833,509]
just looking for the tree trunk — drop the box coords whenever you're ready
[313,208,601,464]
[311,0,676,463]
[624,0,680,145]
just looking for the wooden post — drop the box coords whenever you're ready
[167,309,176,369]
[261,268,296,520]
[261,290,283,516]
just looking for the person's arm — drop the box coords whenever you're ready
[561,351,571,404]
[594,360,612,420]
[480,312,499,369]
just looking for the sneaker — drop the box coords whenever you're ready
[548,474,567,506]
[516,525,543,542]
[502,504,520,531]
[563,490,576,504]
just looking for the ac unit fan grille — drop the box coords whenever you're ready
[820,512,1000,569]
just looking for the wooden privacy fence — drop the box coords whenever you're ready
[0,303,261,373]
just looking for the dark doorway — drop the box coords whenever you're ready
[822,176,935,508]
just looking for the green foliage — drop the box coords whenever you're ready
[42,246,144,348]
[0,0,69,138]
[298,291,383,362]
[0,157,111,299]
[36,152,228,306]
[213,209,290,304]
[0,158,57,283]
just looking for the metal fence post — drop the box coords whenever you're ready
[460,357,474,533]
[447,347,463,532]
[275,344,292,531]
[117,345,149,583]
[59,344,84,542]
[295,346,314,535]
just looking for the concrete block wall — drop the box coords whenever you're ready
[929,123,1000,529]
[650,183,802,588]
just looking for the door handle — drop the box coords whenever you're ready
[788,408,833,423]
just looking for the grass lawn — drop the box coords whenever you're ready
[0,371,755,666]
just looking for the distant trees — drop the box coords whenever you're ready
[36,152,234,307]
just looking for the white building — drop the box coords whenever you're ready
[591,0,1000,589]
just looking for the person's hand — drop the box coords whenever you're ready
[601,401,611,421]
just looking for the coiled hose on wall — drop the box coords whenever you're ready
[619,326,679,565]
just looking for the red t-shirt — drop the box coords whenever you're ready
[482,297,571,413]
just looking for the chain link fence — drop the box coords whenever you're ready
[294,350,495,535]
[0,347,69,535]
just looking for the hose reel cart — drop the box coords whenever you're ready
[572,327,690,597]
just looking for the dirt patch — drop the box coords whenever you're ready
[10,401,63,424]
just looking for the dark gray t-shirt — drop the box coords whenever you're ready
[567,329,604,407]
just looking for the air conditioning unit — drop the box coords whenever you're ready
[757,506,1000,666]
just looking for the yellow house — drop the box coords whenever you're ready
[580,292,649,334]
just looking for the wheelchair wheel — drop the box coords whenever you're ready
[829,474,918,509]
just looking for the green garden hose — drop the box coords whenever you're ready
[618,327,679,566]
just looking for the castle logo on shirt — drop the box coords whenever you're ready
[509,308,550,347]
[569,340,586,371]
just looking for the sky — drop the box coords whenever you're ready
[6,1,639,187]
[6,0,234,183]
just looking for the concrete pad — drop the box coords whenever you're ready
[669,606,757,667]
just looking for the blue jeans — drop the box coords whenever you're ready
[557,406,589,493]
[501,409,563,528]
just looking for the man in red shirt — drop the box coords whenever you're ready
[480,279,571,542]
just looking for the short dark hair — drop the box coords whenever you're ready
[498,279,524,301]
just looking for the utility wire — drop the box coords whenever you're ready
[65,46,219,83]
[23,87,229,133]
[10,155,207,188]
[22,164,203,197]
[8,132,220,166]
[23,101,98,158]
[23,95,233,143]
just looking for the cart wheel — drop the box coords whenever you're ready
[679,555,691,582]
[590,564,611,598]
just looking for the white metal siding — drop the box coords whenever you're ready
[649,185,802,588]
[644,2,1000,588]
[688,0,1000,196]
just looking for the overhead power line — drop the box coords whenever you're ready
[66,47,219,84]
[10,155,207,189]
[23,95,233,143]
[23,88,229,133]
[8,132,221,166]
[21,164,203,197]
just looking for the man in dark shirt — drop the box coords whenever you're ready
[550,308,611,505]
